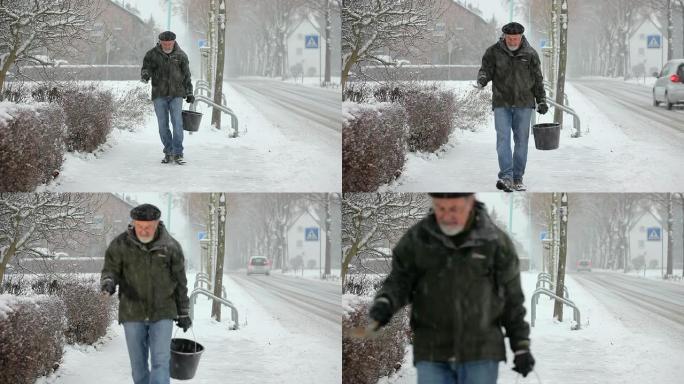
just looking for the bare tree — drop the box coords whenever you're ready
[0,193,103,285]
[305,0,341,85]
[212,0,227,129]
[0,0,100,92]
[554,0,569,126]
[341,0,439,92]
[212,193,226,320]
[341,193,428,285]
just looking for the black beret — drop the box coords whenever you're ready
[158,31,176,41]
[130,204,161,221]
[428,193,474,198]
[502,22,525,34]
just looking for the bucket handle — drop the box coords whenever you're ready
[173,323,198,353]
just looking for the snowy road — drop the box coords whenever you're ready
[571,271,684,330]
[572,78,684,138]
[229,272,342,328]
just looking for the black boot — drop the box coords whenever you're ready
[174,154,186,165]
[513,179,527,191]
[161,154,172,164]
[496,179,514,192]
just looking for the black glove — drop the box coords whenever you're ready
[476,77,487,88]
[100,279,116,296]
[537,102,549,115]
[185,95,195,104]
[368,297,393,328]
[176,315,192,332]
[512,350,535,377]
[141,71,150,84]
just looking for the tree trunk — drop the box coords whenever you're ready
[554,0,569,126]
[324,194,332,277]
[211,193,226,320]
[666,193,674,277]
[324,0,332,85]
[667,0,673,61]
[341,49,359,97]
[212,0,226,129]
[553,193,568,321]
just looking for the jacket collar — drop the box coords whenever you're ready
[497,35,531,57]
[422,201,499,250]
[126,222,173,251]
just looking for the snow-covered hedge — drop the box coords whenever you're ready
[342,295,410,384]
[343,102,407,192]
[58,281,111,344]
[0,102,65,192]
[111,85,151,131]
[402,85,456,152]
[0,294,67,384]
[60,85,114,153]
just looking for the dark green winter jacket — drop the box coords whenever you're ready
[100,223,190,323]
[478,36,546,109]
[375,202,530,364]
[141,42,193,101]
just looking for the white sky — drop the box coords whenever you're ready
[464,0,515,24]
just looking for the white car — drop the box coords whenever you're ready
[247,256,271,276]
[652,59,684,110]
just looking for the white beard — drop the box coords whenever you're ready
[439,224,464,236]
[507,43,520,51]
[138,235,154,244]
[162,48,173,54]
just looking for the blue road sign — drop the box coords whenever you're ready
[305,227,319,241]
[647,227,661,241]
[540,231,548,241]
[647,35,661,49]
[198,231,207,240]
[305,34,319,49]
[198,39,207,48]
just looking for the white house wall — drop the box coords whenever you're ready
[630,21,669,76]
[629,214,668,270]
[287,19,326,77]
[287,213,326,270]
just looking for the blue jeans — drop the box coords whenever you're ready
[153,96,184,156]
[416,360,499,384]
[493,107,533,181]
[123,319,173,384]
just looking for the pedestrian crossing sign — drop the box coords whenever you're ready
[305,227,319,241]
[647,35,661,49]
[647,227,661,241]
[305,34,319,49]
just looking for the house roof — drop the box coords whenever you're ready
[288,13,321,37]
[629,208,663,232]
[108,0,147,25]
[287,208,321,231]
[630,14,664,38]
[451,0,489,25]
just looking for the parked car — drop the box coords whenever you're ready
[247,256,271,276]
[652,59,684,110]
[576,259,592,272]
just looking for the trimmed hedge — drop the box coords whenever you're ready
[403,85,456,152]
[343,102,407,192]
[0,102,65,192]
[343,297,410,384]
[60,85,114,152]
[0,294,67,384]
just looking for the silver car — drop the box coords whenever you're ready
[247,256,271,276]
[652,59,684,110]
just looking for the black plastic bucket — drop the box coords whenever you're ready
[182,110,202,132]
[532,123,561,150]
[170,338,204,380]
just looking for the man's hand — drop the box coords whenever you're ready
[512,350,535,377]
[176,315,192,332]
[474,77,487,89]
[536,102,549,115]
[185,95,195,104]
[368,297,393,328]
[100,280,116,296]
[141,71,150,84]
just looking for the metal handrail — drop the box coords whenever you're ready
[535,277,570,303]
[189,287,239,330]
[196,272,210,279]
[537,272,552,279]
[190,94,239,137]
[544,84,569,106]
[194,83,227,105]
[193,276,228,301]
[531,287,581,330]
[531,97,582,138]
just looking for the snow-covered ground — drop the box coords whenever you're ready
[282,75,342,90]
[40,79,340,192]
[381,79,684,192]
[377,270,683,384]
[36,270,341,384]
[275,268,342,285]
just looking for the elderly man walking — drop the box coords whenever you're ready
[141,31,195,165]
[477,22,548,192]
[367,193,535,384]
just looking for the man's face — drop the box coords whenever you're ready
[160,40,175,53]
[133,220,159,244]
[504,33,522,50]
[432,196,475,236]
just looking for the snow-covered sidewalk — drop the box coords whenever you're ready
[382,81,684,192]
[37,272,340,384]
[41,80,339,192]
